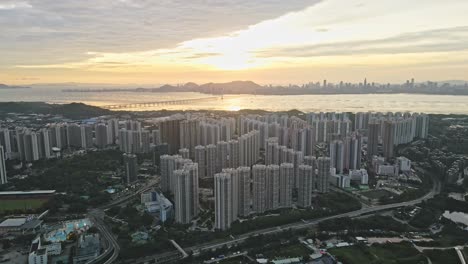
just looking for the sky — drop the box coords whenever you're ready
[1,0,468,85]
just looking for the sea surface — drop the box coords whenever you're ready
[1,86,468,114]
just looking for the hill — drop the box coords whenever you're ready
[151,80,264,94]
[0,83,30,89]
[0,102,111,119]
[198,81,263,94]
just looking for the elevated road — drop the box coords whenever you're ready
[101,96,222,109]
[88,179,159,263]
[86,211,120,264]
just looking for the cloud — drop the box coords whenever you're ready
[0,1,31,10]
[5,0,468,83]
[255,26,468,58]
[0,0,320,66]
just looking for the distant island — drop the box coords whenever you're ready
[0,83,31,89]
[61,80,468,96]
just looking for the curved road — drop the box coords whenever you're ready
[134,177,441,263]
[88,179,159,263]
[189,181,439,253]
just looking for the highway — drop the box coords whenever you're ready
[190,178,440,252]
[88,179,159,263]
[133,177,441,263]
[86,211,120,264]
[99,179,159,210]
[93,170,441,263]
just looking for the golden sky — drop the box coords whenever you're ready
[1,0,468,85]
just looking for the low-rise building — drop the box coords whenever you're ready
[142,191,173,223]
[350,169,369,185]
[397,156,411,172]
[0,217,43,234]
[378,165,398,177]
[329,174,351,188]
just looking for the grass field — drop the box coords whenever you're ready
[360,189,393,200]
[0,199,47,213]
[424,249,459,264]
[329,243,426,264]
[263,243,310,259]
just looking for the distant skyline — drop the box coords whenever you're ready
[1,0,468,85]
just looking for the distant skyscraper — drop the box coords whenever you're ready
[130,130,141,153]
[180,119,201,157]
[216,141,229,172]
[53,124,68,149]
[330,140,344,173]
[214,172,235,230]
[0,128,12,156]
[293,150,304,188]
[119,129,128,152]
[414,114,429,139]
[107,119,119,144]
[95,123,108,149]
[23,131,34,162]
[304,127,316,156]
[239,130,260,166]
[194,145,206,178]
[265,165,280,210]
[355,112,370,130]
[303,155,316,167]
[237,166,251,217]
[123,153,138,184]
[279,163,294,208]
[36,129,49,159]
[141,130,150,153]
[160,116,184,154]
[222,168,239,218]
[152,129,161,145]
[67,124,82,148]
[153,143,169,168]
[160,155,177,193]
[367,120,380,158]
[0,146,7,185]
[252,164,266,213]
[297,165,313,208]
[317,157,330,193]
[266,137,279,165]
[228,140,239,169]
[205,144,217,179]
[179,148,190,159]
[80,124,93,149]
[173,163,199,224]
[349,133,362,170]
[383,121,395,159]
[16,128,25,160]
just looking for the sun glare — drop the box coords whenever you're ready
[228,105,241,111]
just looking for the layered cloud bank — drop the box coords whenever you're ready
[1,0,468,84]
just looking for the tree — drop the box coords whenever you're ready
[1,239,12,249]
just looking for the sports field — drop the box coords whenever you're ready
[0,199,47,213]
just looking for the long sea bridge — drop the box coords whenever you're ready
[101,96,222,109]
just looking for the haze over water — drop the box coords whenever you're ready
[1,87,468,114]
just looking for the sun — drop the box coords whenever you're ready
[228,105,241,111]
